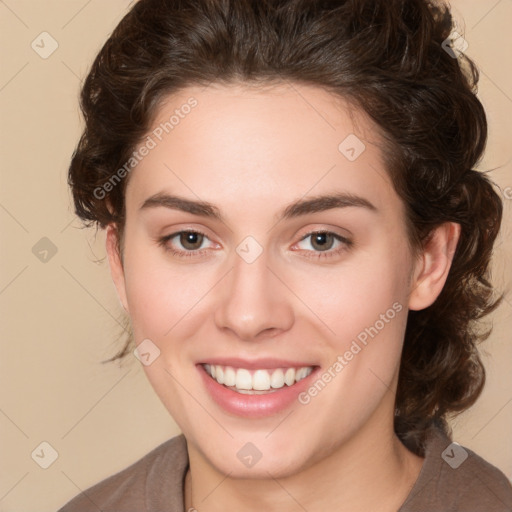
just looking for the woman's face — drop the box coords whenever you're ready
[110,83,420,477]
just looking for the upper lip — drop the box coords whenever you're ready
[198,357,318,370]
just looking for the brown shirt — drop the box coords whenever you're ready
[58,427,512,512]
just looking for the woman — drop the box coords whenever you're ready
[59,0,512,510]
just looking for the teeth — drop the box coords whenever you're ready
[253,370,270,391]
[216,366,224,385]
[203,364,314,393]
[284,368,295,386]
[235,369,252,390]
[295,367,312,382]
[270,368,285,388]
[224,366,236,387]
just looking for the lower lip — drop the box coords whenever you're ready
[198,364,318,418]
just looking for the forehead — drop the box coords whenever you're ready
[125,82,398,217]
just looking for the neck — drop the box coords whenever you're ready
[184,414,424,512]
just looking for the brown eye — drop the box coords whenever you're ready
[179,231,204,250]
[309,232,336,251]
[158,230,213,257]
[293,230,352,260]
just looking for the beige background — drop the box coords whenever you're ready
[0,1,511,510]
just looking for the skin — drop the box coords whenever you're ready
[106,82,460,512]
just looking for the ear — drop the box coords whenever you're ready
[408,222,461,311]
[106,224,129,312]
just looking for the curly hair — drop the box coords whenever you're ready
[68,0,504,455]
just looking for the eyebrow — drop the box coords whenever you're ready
[140,191,378,223]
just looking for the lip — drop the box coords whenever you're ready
[197,363,319,418]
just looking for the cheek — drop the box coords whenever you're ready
[121,243,208,428]
[292,238,412,349]
[289,238,412,416]
[122,242,211,341]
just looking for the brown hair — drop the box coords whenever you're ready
[68,0,504,455]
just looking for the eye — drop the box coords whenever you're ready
[293,231,352,259]
[158,229,352,260]
[158,230,216,257]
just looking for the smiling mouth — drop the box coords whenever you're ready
[202,364,315,394]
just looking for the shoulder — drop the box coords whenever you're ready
[401,426,512,512]
[57,434,188,512]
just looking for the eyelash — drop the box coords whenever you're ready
[296,230,353,259]
[158,230,212,259]
[158,230,353,260]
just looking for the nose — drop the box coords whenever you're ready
[214,248,295,342]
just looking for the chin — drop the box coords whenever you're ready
[186,425,322,479]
